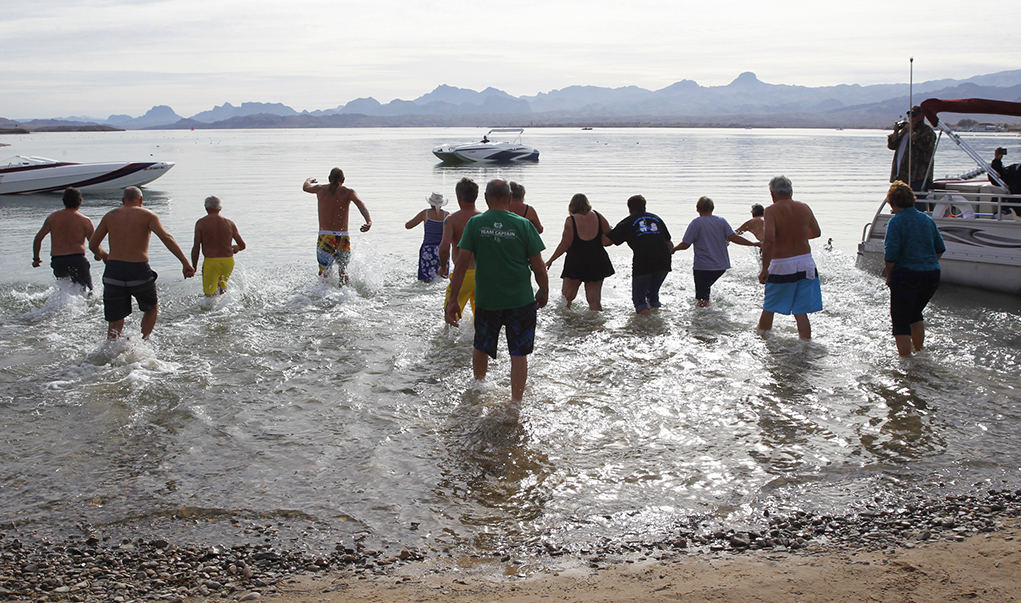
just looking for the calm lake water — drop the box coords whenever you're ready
[1,127,1020,556]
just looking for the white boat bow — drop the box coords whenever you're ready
[0,155,174,195]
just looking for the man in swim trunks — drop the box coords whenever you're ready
[509,182,543,234]
[445,179,549,402]
[89,186,195,339]
[303,168,372,285]
[439,177,481,318]
[191,195,246,296]
[32,187,96,292]
[757,176,822,340]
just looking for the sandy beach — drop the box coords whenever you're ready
[267,519,1021,603]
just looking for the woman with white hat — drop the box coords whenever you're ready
[405,192,450,282]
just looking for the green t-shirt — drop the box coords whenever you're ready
[458,209,545,310]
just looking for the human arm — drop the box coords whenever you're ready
[529,253,549,309]
[190,223,202,268]
[727,233,759,247]
[405,209,427,230]
[438,219,454,277]
[89,217,109,263]
[151,214,195,278]
[32,218,51,267]
[807,210,822,240]
[758,212,775,284]
[544,217,574,269]
[444,249,472,326]
[351,192,372,232]
[231,222,246,254]
[303,178,323,193]
[672,241,690,252]
[526,207,544,234]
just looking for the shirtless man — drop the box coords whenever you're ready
[89,186,195,339]
[303,168,372,285]
[439,177,481,318]
[757,176,822,340]
[735,204,765,242]
[32,187,96,292]
[191,196,246,296]
[509,181,543,234]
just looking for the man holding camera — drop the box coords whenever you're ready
[888,105,936,192]
[992,147,1021,195]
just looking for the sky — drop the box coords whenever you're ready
[3,0,1020,120]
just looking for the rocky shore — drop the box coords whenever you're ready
[2,487,1019,602]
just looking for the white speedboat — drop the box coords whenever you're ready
[0,155,174,195]
[857,98,1021,295]
[432,128,539,163]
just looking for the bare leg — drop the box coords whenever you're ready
[910,320,925,352]
[510,355,528,401]
[141,306,159,339]
[895,334,914,356]
[757,310,774,332]
[472,348,489,382]
[107,319,124,340]
[562,278,581,308]
[794,314,811,340]
[583,281,603,311]
[638,308,651,317]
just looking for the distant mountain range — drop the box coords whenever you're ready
[4,71,1021,131]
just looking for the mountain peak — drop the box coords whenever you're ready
[728,72,764,88]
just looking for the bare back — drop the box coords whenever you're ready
[97,206,161,262]
[763,198,820,260]
[44,209,94,256]
[194,214,238,258]
[448,208,481,268]
[572,210,607,241]
[315,186,357,232]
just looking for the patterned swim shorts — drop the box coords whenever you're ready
[316,232,351,276]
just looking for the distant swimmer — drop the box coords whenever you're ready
[735,203,765,242]
[89,186,195,340]
[303,168,372,285]
[439,177,481,319]
[32,187,96,292]
[509,182,543,234]
[445,179,548,402]
[405,192,449,282]
[757,176,822,340]
[191,195,246,296]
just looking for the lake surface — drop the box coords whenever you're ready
[1,127,1020,556]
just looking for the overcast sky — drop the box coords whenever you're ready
[4,0,1020,119]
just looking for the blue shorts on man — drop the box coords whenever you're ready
[763,253,822,315]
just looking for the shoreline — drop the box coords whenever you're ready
[2,487,1019,601]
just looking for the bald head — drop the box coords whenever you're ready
[485,179,511,210]
[122,186,143,204]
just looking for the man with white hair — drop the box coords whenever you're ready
[192,195,246,297]
[757,176,822,340]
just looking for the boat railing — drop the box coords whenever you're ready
[918,189,1021,221]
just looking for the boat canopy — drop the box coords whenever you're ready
[920,98,1021,127]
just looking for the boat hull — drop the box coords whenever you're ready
[0,161,175,195]
[432,143,539,164]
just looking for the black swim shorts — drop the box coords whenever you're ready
[51,254,93,291]
[103,260,158,323]
[473,302,537,359]
[889,268,940,336]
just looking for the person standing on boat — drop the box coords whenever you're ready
[439,178,481,319]
[607,195,674,316]
[888,106,936,193]
[89,186,195,340]
[884,181,945,357]
[509,182,543,234]
[191,195,246,297]
[544,193,615,311]
[303,168,372,286]
[445,179,548,402]
[672,196,759,307]
[991,147,1021,195]
[757,176,822,340]
[405,192,449,282]
[32,187,96,293]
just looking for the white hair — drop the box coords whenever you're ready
[204,195,222,210]
[769,176,793,197]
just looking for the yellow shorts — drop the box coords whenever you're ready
[445,269,476,318]
[202,257,235,295]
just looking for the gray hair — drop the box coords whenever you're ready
[205,195,222,210]
[122,186,142,201]
[769,176,793,197]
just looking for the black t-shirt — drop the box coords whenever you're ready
[608,212,672,275]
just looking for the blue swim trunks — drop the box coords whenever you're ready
[763,275,822,315]
[473,302,537,359]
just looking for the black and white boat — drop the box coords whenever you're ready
[856,98,1021,295]
[432,128,539,163]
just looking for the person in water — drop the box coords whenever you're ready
[32,187,96,292]
[757,176,822,340]
[608,194,673,316]
[303,168,372,285]
[544,193,615,310]
[509,181,543,234]
[884,181,945,357]
[673,196,759,307]
[89,186,195,339]
[191,195,246,296]
[439,178,481,319]
[445,179,548,402]
[405,192,449,282]
[735,203,766,242]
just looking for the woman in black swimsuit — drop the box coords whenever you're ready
[544,194,615,311]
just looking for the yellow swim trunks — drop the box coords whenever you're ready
[202,257,235,295]
[444,269,476,318]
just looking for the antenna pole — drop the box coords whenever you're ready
[908,58,914,188]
